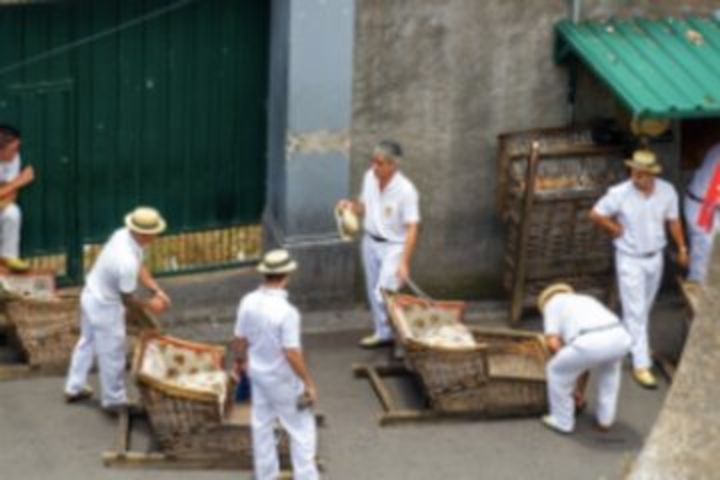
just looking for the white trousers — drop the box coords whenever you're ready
[616,251,663,369]
[250,374,318,480]
[546,327,631,432]
[64,290,128,408]
[684,198,719,283]
[361,235,404,340]
[0,203,21,258]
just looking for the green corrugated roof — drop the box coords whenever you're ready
[555,16,720,119]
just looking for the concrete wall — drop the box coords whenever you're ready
[351,0,569,298]
[351,0,720,300]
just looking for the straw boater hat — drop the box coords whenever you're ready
[257,249,297,274]
[125,207,167,235]
[537,282,574,312]
[625,149,662,175]
[335,205,360,241]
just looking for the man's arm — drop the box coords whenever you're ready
[285,348,318,404]
[0,166,34,198]
[139,264,171,306]
[232,337,248,380]
[668,219,689,268]
[589,209,623,238]
[544,334,564,355]
[396,222,419,284]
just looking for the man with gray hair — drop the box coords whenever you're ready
[337,140,421,348]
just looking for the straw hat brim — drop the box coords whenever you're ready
[624,159,661,174]
[257,260,297,275]
[537,283,574,312]
[125,213,167,235]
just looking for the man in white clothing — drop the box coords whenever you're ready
[684,142,720,283]
[0,125,34,271]
[337,140,420,348]
[64,206,171,411]
[590,149,688,389]
[538,283,632,434]
[233,249,319,480]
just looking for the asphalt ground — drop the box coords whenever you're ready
[0,294,687,480]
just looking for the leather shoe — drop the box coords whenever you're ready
[633,368,658,389]
[64,385,94,403]
[359,334,393,349]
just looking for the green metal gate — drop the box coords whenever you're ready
[0,0,268,283]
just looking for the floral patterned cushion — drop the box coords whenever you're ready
[392,301,476,349]
[139,336,228,409]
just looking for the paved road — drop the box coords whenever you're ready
[0,295,685,480]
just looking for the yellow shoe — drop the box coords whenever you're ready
[633,368,658,389]
[359,334,393,349]
[4,257,29,272]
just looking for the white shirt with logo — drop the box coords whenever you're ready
[360,169,420,243]
[0,154,20,183]
[234,287,302,386]
[84,228,144,305]
[543,293,620,344]
[593,178,679,255]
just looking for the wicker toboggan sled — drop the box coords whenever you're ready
[354,291,549,425]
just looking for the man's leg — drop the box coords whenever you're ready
[545,346,588,432]
[276,403,319,480]
[616,253,651,369]
[250,384,282,480]
[372,244,404,341]
[361,236,386,339]
[0,203,21,258]
[93,316,128,408]
[594,358,623,428]
[64,308,96,396]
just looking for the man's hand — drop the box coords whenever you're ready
[610,223,623,238]
[146,295,169,314]
[396,261,409,285]
[677,247,689,269]
[304,382,318,406]
[155,288,172,307]
[18,166,34,186]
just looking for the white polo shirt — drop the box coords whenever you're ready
[234,287,301,381]
[543,293,620,344]
[360,169,420,243]
[592,178,679,256]
[84,228,144,305]
[0,154,20,183]
[688,143,720,199]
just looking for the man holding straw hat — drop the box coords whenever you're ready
[233,249,319,480]
[537,283,631,434]
[64,206,171,412]
[336,140,420,348]
[590,149,688,389]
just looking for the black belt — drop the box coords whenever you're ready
[367,232,388,243]
[686,190,704,203]
[570,323,622,343]
[619,250,661,258]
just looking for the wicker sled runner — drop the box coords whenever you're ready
[354,291,549,425]
[103,332,299,470]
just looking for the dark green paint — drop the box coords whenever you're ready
[0,0,269,282]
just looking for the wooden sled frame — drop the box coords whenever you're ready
[352,362,542,426]
[0,362,67,381]
[103,404,326,474]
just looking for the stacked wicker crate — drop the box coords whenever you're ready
[497,127,627,325]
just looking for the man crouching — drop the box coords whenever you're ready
[233,249,319,480]
[538,283,631,434]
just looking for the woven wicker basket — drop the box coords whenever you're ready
[385,291,548,416]
[5,295,79,368]
[132,332,289,459]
